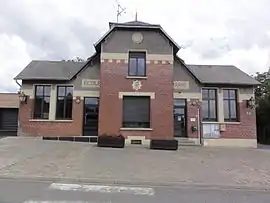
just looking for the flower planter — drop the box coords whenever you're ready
[97,134,125,148]
[59,137,74,141]
[150,139,178,150]
[43,136,58,141]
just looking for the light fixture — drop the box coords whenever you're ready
[247,96,256,109]
[18,91,28,104]
[191,99,200,106]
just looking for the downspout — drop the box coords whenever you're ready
[197,107,201,145]
[15,79,22,89]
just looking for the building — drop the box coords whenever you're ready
[14,20,260,147]
[0,93,19,136]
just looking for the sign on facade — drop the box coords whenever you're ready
[82,79,100,88]
[203,124,221,139]
[173,81,189,90]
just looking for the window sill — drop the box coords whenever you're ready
[126,76,147,79]
[29,119,73,122]
[120,128,153,131]
[202,121,241,125]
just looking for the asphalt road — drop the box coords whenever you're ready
[0,178,269,203]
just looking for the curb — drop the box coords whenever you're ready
[0,175,269,192]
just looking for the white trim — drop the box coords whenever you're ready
[120,128,153,131]
[29,119,73,122]
[73,90,99,98]
[125,136,150,145]
[203,138,257,148]
[173,92,201,100]
[119,92,155,99]
[126,76,148,79]
[202,121,241,125]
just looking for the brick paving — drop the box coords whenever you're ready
[0,137,270,189]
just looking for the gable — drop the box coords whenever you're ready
[173,59,201,93]
[102,29,173,55]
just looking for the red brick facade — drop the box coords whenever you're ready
[219,102,256,139]
[98,59,174,139]
[18,99,83,137]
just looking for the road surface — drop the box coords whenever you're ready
[0,178,269,203]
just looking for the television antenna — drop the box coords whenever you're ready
[115,0,126,22]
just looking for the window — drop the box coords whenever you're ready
[128,52,146,76]
[202,89,217,121]
[34,85,51,119]
[122,96,150,128]
[56,86,73,120]
[223,89,238,121]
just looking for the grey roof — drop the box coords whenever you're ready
[187,64,260,85]
[14,60,86,80]
[97,20,181,53]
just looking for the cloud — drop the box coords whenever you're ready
[0,0,270,92]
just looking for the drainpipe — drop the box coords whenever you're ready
[197,107,201,145]
[15,79,22,89]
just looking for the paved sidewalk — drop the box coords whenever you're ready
[0,137,270,189]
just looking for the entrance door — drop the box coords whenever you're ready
[83,98,99,137]
[174,99,187,137]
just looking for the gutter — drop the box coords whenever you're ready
[15,79,22,89]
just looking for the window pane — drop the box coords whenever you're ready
[209,100,216,119]
[174,99,186,106]
[34,97,42,118]
[42,97,50,119]
[223,100,230,119]
[36,86,44,96]
[129,58,137,76]
[65,99,73,119]
[85,98,98,105]
[209,90,216,99]
[66,87,73,97]
[229,90,236,99]
[56,98,64,119]
[202,90,209,99]
[223,90,229,99]
[58,87,66,97]
[202,100,209,119]
[137,58,145,76]
[44,86,51,96]
[230,100,237,119]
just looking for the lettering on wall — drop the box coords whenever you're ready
[82,79,100,88]
[173,81,189,90]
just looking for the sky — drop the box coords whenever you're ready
[0,0,270,92]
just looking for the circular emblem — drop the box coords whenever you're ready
[132,80,142,91]
[132,32,143,44]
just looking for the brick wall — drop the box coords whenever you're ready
[186,100,201,139]
[18,99,83,137]
[99,59,174,139]
[220,102,257,139]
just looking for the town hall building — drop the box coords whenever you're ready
[14,20,260,147]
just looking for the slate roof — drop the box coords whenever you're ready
[187,64,260,85]
[14,60,86,80]
[98,20,181,53]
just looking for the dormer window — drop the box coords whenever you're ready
[128,52,146,76]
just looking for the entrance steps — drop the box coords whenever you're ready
[176,138,200,146]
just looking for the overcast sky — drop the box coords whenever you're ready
[0,0,270,92]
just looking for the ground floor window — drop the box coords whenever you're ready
[56,86,73,120]
[122,96,150,128]
[34,85,51,119]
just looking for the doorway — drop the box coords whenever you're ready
[174,99,187,137]
[83,97,99,137]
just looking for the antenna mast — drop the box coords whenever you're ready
[116,0,126,22]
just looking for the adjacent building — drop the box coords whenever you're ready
[14,20,260,147]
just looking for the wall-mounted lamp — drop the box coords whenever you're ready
[75,96,81,104]
[191,99,200,106]
[18,91,28,104]
[246,96,256,109]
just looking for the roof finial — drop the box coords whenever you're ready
[135,10,138,21]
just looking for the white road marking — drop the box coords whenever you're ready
[49,183,155,196]
[23,201,90,203]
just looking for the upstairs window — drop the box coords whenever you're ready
[202,89,217,121]
[34,85,51,119]
[56,86,73,120]
[128,52,146,76]
[223,89,238,122]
